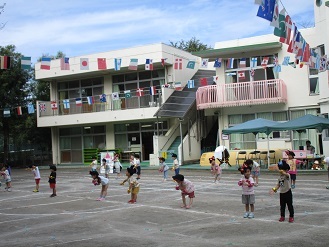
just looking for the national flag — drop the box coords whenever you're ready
[129,58,138,70]
[250,69,255,78]
[320,55,327,72]
[60,57,70,70]
[227,58,234,69]
[282,56,290,66]
[239,58,246,68]
[63,99,70,109]
[100,94,107,103]
[124,90,132,98]
[28,103,35,114]
[98,58,107,70]
[76,98,82,106]
[213,76,218,82]
[174,82,182,90]
[3,108,10,117]
[136,88,144,97]
[274,9,286,38]
[174,58,182,70]
[112,92,119,100]
[302,43,311,63]
[17,106,22,116]
[315,54,321,70]
[256,0,275,21]
[21,56,31,70]
[39,103,46,112]
[250,57,258,68]
[261,57,269,68]
[80,58,89,70]
[279,15,292,45]
[40,57,51,70]
[201,58,209,68]
[145,59,153,70]
[273,56,279,66]
[200,78,207,86]
[186,60,196,69]
[270,0,279,28]
[292,29,301,54]
[51,101,58,110]
[161,58,167,67]
[214,58,222,68]
[114,58,122,71]
[238,71,245,80]
[273,65,282,73]
[149,86,156,95]
[87,96,95,105]
[0,56,11,69]
[187,80,194,88]
[296,36,306,60]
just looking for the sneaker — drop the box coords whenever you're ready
[96,197,102,201]
[326,186,329,189]
[289,217,294,223]
[99,197,105,201]
[291,184,295,189]
[254,184,258,187]
[50,194,56,197]
[279,217,285,222]
[33,189,39,192]
[248,212,254,218]
[128,200,136,204]
[7,188,11,192]
[243,212,249,218]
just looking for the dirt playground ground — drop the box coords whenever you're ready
[0,168,329,247]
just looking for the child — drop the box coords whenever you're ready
[100,158,110,178]
[245,159,260,186]
[120,167,140,204]
[172,174,195,209]
[159,157,169,182]
[90,170,109,201]
[171,153,180,175]
[1,164,12,192]
[27,164,41,192]
[270,160,294,223]
[133,153,141,180]
[285,150,297,189]
[238,166,255,218]
[210,156,222,184]
[113,153,122,179]
[48,165,57,197]
[89,156,98,172]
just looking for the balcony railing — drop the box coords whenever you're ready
[38,92,162,117]
[196,79,287,109]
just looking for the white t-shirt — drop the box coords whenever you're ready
[99,176,109,185]
[239,177,255,195]
[32,167,41,179]
[91,160,97,170]
[134,159,140,167]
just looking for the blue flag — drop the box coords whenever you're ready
[256,0,275,21]
[186,60,196,69]
[187,80,195,88]
[214,58,222,68]
[28,103,35,114]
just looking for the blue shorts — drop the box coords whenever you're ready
[252,170,260,177]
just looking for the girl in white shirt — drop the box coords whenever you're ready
[90,170,109,201]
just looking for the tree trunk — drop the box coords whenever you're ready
[3,117,9,163]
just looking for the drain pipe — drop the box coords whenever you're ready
[179,118,184,165]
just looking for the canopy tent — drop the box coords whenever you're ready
[222,118,279,167]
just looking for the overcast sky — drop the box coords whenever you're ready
[0,0,314,62]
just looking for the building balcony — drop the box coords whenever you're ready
[196,79,287,109]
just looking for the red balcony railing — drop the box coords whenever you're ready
[196,79,287,109]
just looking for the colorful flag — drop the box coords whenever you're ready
[60,57,70,70]
[161,58,167,67]
[80,58,89,70]
[174,82,182,90]
[174,58,183,70]
[39,103,46,112]
[100,94,107,103]
[279,15,292,45]
[98,58,107,70]
[87,96,94,105]
[129,58,138,70]
[186,60,196,69]
[21,56,31,70]
[256,0,275,21]
[28,103,35,114]
[51,101,58,110]
[238,71,245,80]
[114,58,122,71]
[201,58,209,68]
[0,56,11,69]
[273,56,279,66]
[274,9,286,38]
[273,65,282,73]
[124,90,132,98]
[292,29,301,54]
[320,55,327,72]
[63,99,70,109]
[213,76,218,82]
[261,57,269,68]
[149,86,156,95]
[112,92,119,100]
[76,98,82,106]
[250,69,255,78]
[187,80,195,88]
[200,78,207,86]
[239,58,246,68]
[227,58,234,69]
[40,57,51,70]
[282,56,290,66]
[214,58,222,68]
[136,88,144,97]
[17,106,22,116]
[302,43,311,63]
[3,108,10,117]
[145,59,153,70]
[250,57,258,68]
[270,0,279,28]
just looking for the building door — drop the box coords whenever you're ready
[141,132,154,161]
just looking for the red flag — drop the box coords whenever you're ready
[136,88,144,97]
[238,71,245,80]
[17,106,22,115]
[200,78,207,86]
[302,43,310,63]
[279,15,292,45]
[161,58,167,67]
[51,101,58,110]
[98,58,107,70]
[261,57,269,68]
[174,58,182,70]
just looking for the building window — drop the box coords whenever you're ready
[309,69,319,95]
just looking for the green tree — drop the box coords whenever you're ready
[169,37,211,52]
